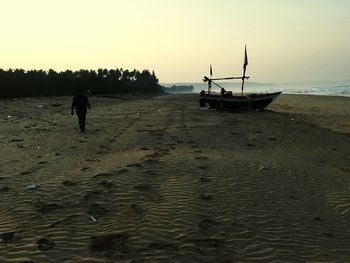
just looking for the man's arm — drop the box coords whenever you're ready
[71,96,76,115]
[86,96,91,110]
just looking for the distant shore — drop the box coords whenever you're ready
[1,93,349,262]
[161,80,350,97]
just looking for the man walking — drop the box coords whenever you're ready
[71,89,91,132]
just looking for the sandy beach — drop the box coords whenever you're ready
[0,93,350,262]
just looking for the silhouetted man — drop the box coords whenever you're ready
[71,90,91,132]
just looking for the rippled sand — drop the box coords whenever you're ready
[0,94,350,262]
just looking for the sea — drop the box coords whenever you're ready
[161,81,350,97]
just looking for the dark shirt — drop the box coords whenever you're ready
[71,94,90,113]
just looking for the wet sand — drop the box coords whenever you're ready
[0,93,350,262]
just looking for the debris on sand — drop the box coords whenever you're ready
[26,184,37,190]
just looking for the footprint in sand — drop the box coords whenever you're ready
[134,183,151,191]
[144,159,160,165]
[200,194,212,201]
[131,204,146,220]
[83,190,103,202]
[340,167,350,173]
[88,203,109,217]
[169,145,177,150]
[189,238,223,249]
[143,170,158,175]
[140,147,150,151]
[195,156,209,160]
[35,202,62,213]
[11,138,23,142]
[93,172,114,179]
[37,238,55,251]
[323,231,334,238]
[96,150,110,155]
[98,180,113,189]
[85,158,100,163]
[90,232,129,253]
[199,177,211,183]
[19,170,32,176]
[313,216,323,222]
[118,169,128,174]
[199,219,221,230]
[62,181,78,187]
[231,221,246,228]
[1,232,15,244]
[0,187,10,192]
[148,243,178,252]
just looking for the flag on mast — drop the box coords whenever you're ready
[241,45,248,96]
[210,64,213,76]
[243,45,248,70]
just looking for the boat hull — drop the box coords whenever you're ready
[199,91,282,110]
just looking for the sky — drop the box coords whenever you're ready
[1,0,349,83]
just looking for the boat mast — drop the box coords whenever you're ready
[202,46,249,94]
[208,64,212,94]
[241,45,248,96]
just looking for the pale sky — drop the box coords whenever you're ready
[1,0,349,83]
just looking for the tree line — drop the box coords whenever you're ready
[0,68,163,98]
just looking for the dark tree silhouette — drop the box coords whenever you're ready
[0,68,163,98]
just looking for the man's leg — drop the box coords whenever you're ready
[81,113,86,131]
[77,112,85,132]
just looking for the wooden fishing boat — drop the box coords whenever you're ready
[199,91,282,110]
[199,46,282,110]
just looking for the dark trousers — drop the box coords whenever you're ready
[76,111,86,132]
